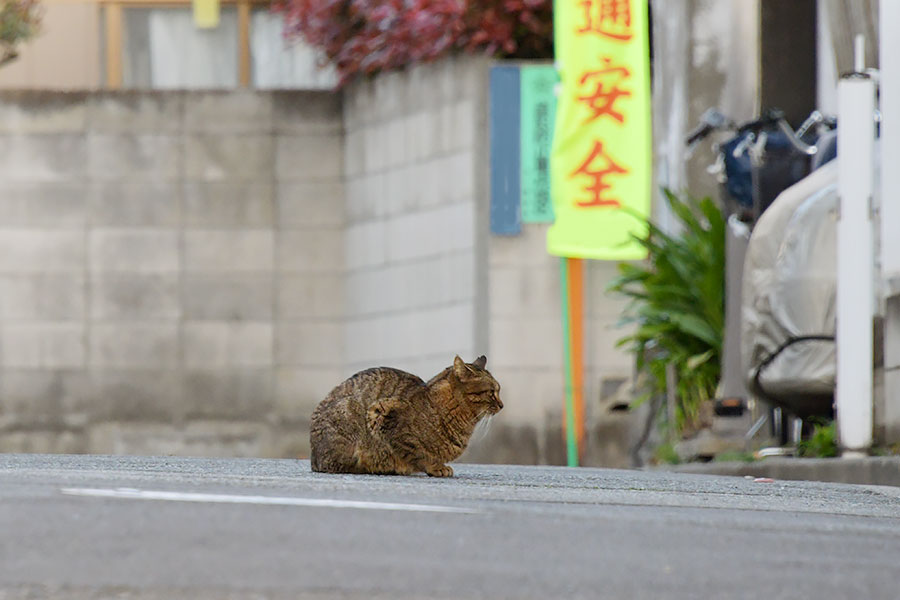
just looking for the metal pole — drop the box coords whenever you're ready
[719,216,751,407]
[665,362,677,440]
[568,257,586,460]
[836,36,876,456]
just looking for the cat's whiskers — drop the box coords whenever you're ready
[473,414,493,442]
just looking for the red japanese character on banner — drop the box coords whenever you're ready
[570,141,628,207]
[578,57,631,124]
[576,0,633,41]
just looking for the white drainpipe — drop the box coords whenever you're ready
[836,35,876,456]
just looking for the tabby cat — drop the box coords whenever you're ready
[309,355,502,477]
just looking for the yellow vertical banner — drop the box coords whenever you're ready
[548,0,652,260]
[193,0,220,29]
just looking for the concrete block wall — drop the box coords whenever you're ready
[0,90,344,458]
[341,58,490,379]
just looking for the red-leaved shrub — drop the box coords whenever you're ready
[273,0,552,85]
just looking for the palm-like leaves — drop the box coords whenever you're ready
[607,190,725,433]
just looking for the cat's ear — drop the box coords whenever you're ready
[453,355,469,378]
[472,355,487,369]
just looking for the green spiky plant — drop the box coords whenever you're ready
[607,190,725,436]
[797,420,837,458]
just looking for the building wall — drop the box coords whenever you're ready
[468,226,635,466]
[0,1,102,90]
[0,90,344,457]
[0,0,337,92]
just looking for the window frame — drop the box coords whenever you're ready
[100,0,271,89]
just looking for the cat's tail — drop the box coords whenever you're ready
[309,423,345,473]
[309,428,329,472]
[309,420,323,471]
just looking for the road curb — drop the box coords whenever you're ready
[661,456,900,487]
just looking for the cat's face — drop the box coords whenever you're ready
[453,355,503,415]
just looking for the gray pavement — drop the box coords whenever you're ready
[2,454,900,599]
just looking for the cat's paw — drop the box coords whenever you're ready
[426,464,453,478]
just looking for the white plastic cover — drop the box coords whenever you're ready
[741,160,837,408]
[741,157,882,414]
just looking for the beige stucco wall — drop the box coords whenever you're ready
[0,1,102,90]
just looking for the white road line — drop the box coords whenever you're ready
[59,487,479,514]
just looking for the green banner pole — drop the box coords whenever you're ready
[560,257,579,467]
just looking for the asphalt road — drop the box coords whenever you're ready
[1,454,899,599]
